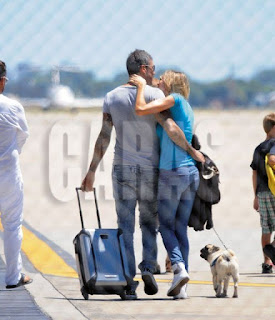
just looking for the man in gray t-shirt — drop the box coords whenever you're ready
[82,49,203,299]
[103,84,164,167]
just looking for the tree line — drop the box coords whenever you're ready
[5,63,275,108]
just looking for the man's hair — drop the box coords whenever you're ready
[0,60,6,78]
[126,49,152,75]
[263,113,275,134]
[161,70,190,99]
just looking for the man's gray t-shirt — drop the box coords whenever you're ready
[103,85,165,167]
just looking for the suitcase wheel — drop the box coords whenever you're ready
[119,291,126,300]
[81,287,89,300]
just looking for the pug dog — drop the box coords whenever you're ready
[200,244,239,298]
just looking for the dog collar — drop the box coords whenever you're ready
[211,256,220,267]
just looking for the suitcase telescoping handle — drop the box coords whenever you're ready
[75,187,102,229]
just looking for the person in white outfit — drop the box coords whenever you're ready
[0,60,32,288]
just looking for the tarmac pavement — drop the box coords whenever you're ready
[1,232,275,320]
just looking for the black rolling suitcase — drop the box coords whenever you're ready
[73,187,131,300]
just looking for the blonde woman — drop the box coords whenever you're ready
[130,70,201,299]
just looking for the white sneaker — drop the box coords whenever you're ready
[173,284,188,300]
[167,262,189,297]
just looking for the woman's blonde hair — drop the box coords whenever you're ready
[160,70,190,99]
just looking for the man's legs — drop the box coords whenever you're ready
[138,200,159,295]
[1,183,23,286]
[138,200,158,272]
[112,165,139,297]
[138,167,159,295]
[138,167,159,272]
[137,167,159,273]
[115,199,136,279]
[112,165,159,295]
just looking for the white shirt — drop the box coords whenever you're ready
[0,94,29,173]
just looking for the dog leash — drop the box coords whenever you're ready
[213,227,228,250]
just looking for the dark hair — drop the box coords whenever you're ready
[263,113,275,134]
[126,49,152,75]
[0,60,6,77]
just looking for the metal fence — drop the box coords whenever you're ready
[1,0,274,107]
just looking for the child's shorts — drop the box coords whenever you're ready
[258,191,275,234]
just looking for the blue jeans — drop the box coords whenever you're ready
[112,165,159,280]
[158,166,199,271]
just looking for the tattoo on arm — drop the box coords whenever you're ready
[154,110,171,127]
[154,110,194,154]
[89,113,113,172]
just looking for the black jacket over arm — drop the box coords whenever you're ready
[188,143,221,231]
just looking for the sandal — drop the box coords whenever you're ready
[6,273,33,289]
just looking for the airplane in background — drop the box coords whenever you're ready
[18,66,104,110]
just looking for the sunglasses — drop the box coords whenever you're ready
[142,65,155,72]
[1,76,9,82]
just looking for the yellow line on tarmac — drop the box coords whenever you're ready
[0,218,78,278]
[143,278,275,288]
[21,225,78,278]
[1,219,275,288]
[190,280,275,288]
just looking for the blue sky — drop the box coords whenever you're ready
[0,0,274,82]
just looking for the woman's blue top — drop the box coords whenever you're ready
[156,93,196,170]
